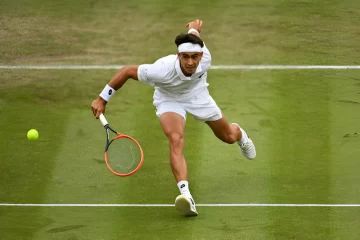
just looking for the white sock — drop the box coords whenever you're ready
[233,123,249,144]
[177,180,190,195]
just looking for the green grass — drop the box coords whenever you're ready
[1,0,359,65]
[3,207,360,240]
[1,0,360,239]
[1,70,360,239]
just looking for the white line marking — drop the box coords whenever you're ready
[0,65,123,70]
[0,65,360,70]
[0,203,359,207]
[210,65,360,70]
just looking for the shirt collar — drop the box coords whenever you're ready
[175,58,203,80]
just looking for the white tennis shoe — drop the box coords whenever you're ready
[239,138,256,159]
[175,195,198,217]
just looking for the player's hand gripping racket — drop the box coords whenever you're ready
[99,113,144,176]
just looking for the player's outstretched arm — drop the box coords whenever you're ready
[91,66,139,119]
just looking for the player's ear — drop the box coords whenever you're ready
[177,52,182,61]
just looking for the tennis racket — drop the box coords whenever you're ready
[99,113,144,176]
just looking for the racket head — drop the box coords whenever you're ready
[104,134,144,177]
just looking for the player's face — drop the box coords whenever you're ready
[178,52,203,76]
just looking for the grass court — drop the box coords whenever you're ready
[1,0,360,239]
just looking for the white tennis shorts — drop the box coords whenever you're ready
[153,88,222,121]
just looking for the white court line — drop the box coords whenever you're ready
[1,203,360,207]
[211,65,360,70]
[0,65,360,70]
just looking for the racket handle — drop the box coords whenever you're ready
[99,113,109,127]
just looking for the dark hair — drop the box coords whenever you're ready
[175,33,204,48]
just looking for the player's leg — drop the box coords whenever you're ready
[184,90,256,159]
[159,112,187,182]
[155,101,198,216]
[205,113,241,144]
[205,115,256,159]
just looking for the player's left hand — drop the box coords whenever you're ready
[186,19,203,33]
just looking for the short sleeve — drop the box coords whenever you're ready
[137,64,154,86]
[137,60,167,86]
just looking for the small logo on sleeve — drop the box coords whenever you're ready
[199,73,204,78]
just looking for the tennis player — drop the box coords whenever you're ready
[91,19,256,217]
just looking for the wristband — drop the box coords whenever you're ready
[188,28,199,34]
[99,84,116,102]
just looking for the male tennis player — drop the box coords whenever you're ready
[91,19,256,217]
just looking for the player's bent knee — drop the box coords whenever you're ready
[168,133,184,156]
[167,132,184,145]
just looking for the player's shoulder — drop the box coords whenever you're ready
[147,54,177,78]
[154,54,177,68]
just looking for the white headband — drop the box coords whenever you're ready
[178,42,203,53]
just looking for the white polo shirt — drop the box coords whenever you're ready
[137,44,211,99]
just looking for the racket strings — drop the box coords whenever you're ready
[117,144,136,170]
[107,137,141,174]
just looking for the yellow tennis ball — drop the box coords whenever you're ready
[27,129,39,140]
